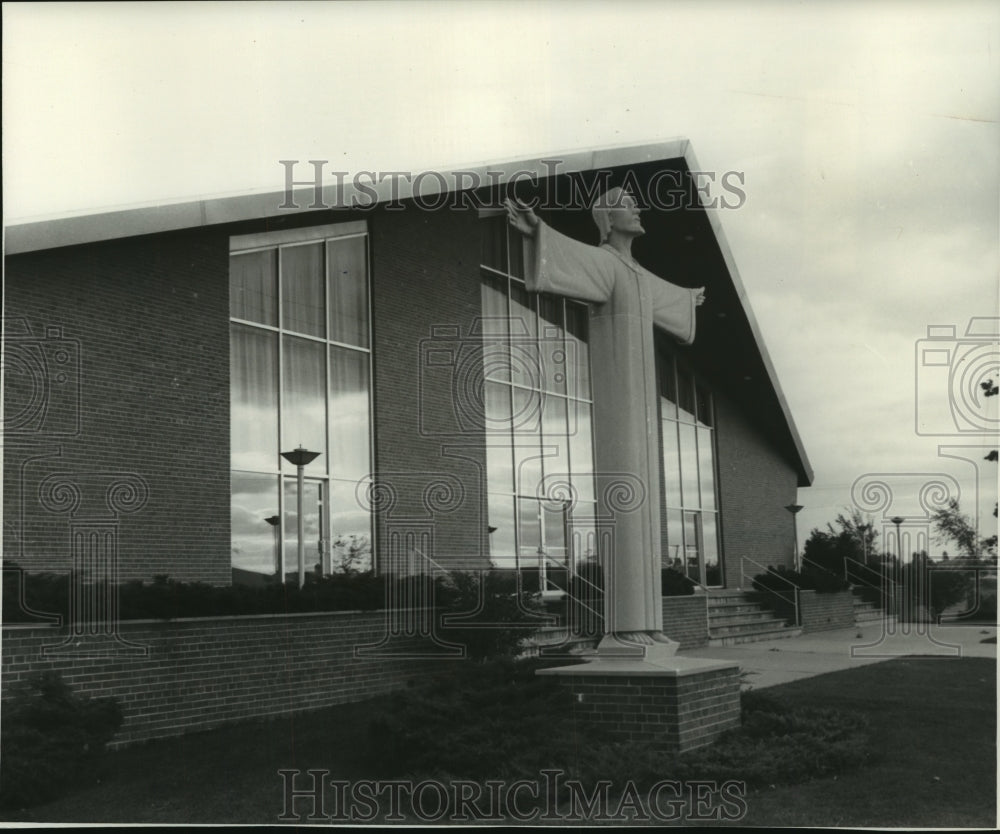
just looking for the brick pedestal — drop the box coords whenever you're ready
[538,657,741,752]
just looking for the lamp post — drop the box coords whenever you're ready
[785,504,804,572]
[891,516,906,622]
[264,515,281,580]
[890,516,905,561]
[281,446,321,589]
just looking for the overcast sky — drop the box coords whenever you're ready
[4,0,998,556]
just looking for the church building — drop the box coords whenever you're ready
[4,140,813,607]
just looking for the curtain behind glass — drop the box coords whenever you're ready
[231,325,278,471]
[328,236,369,347]
[282,336,327,470]
[282,243,325,337]
[230,250,277,325]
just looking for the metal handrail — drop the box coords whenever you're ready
[536,549,605,628]
[840,556,900,617]
[741,554,800,626]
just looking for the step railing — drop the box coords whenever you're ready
[535,548,605,636]
[841,556,899,616]
[740,555,800,626]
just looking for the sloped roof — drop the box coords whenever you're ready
[3,139,813,485]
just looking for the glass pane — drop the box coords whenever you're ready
[329,478,373,573]
[565,302,591,400]
[512,392,543,498]
[481,274,511,383]
[541,395,569,492]
[328,236,369,347]
[696,383,713,427]
[486,493,516,568]
[230,250,277,325]
[509,282,537,343]
[537,297,567,395]
[677,367,696,423]
[703,513,722,586]
[658,357,676,419]
[508,226,524,279]
[569,508,599,567]
[661,418,681,508]
[568,401,595,503]
[518,497,541,575]
[282,336,327,472]
[678,423,699,509]
[231,472,280,583]
[510,384,542,436]
[481,215,508,272]
[543,503,568,550]
[697,426,717,512]
[684,511,702,582]
[282,478,325,582]
[329,346,370,481]
[231,325,278,471]
[664,508,684,571]
[485,382,514,494]
[282,243,325,337]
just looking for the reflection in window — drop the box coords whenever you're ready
[660,352,722,587]
[480,215,596,589]
[230,225,372,584]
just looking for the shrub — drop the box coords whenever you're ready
[662,568,696,596]
[365,658,872,798]
[752,565,849,596]
[0,671,124,809]
[435,570,547,661]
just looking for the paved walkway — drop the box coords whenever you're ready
[679,622,997,689]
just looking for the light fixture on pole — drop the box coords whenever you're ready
[264,515,281,579]
[785,504,804,572]
[280,446,321,589]
[890,516,905,562]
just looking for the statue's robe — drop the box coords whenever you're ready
[524,221,700,633]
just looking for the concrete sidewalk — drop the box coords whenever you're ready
[679,621,997,689]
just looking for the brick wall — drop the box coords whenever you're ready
[4,230,231,584]
[798,590,856,632]
[662,595,709,649]
[541,664,741,752]
[369,205,489,572]
[1,611,451,746]
[713,387,800,588]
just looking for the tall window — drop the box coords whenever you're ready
[480,214,597,593]
[659,352,722,586]
[229,222,372,584]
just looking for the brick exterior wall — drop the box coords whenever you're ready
[797,590,856,632]
[369,205,489,572]
[1,611,449,746]
[662,595,709,649]
[713,387,800,588]
[4,230,231,584]
[542,665,741,752]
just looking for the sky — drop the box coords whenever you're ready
[4,0,998,557]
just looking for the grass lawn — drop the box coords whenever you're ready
[2,656,995,826]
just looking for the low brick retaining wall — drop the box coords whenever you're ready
[540,661,741,752]
[662,595,709,649]
[798,590,856,632]
[1,610,452,746]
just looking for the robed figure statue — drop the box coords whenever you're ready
[506,188,705,657]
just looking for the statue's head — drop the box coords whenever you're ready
[592,187,644,243]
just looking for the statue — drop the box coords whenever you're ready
[506,188,705,658]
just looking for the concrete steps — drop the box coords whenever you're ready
[852,589,896,626]
[707,590,802,646]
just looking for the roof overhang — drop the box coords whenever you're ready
[3,138,813,486]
